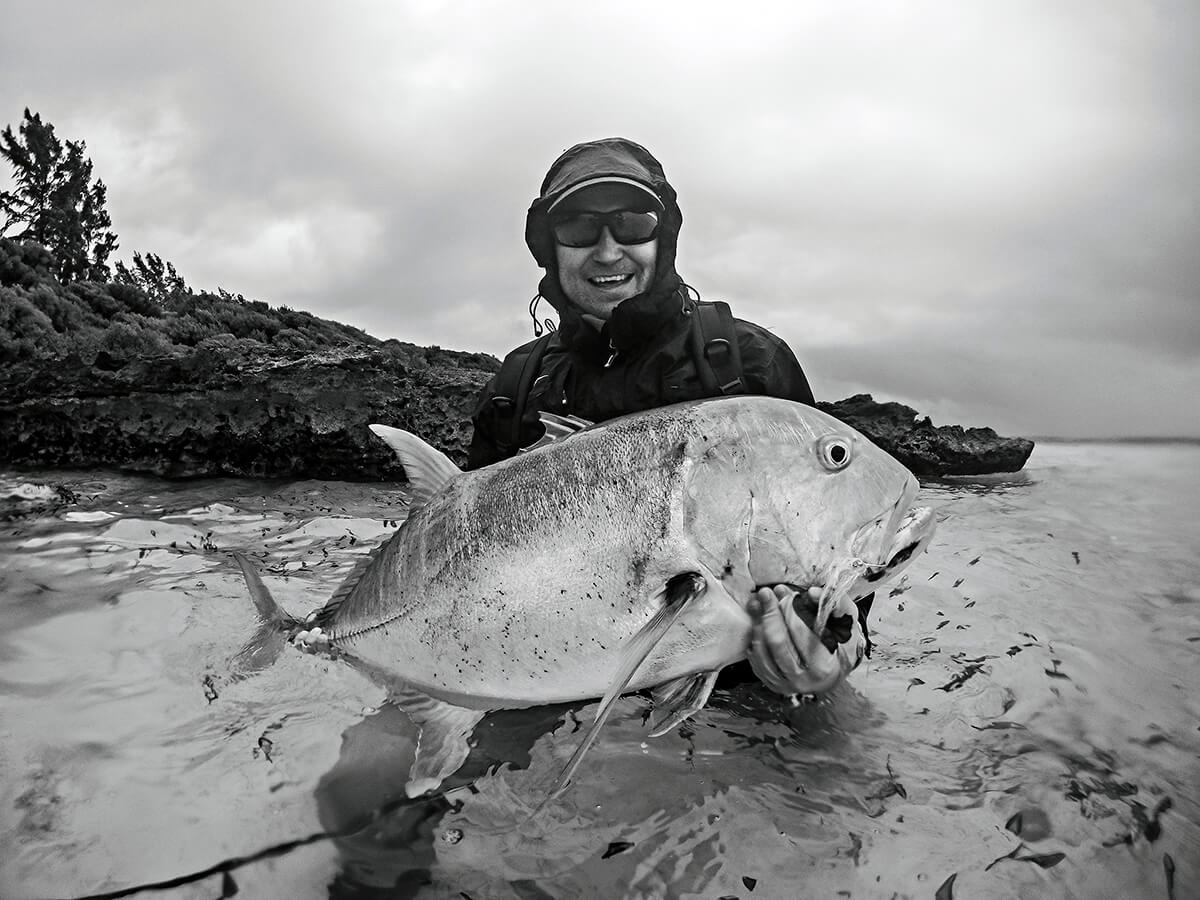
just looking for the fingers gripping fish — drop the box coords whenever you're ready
[231,396,935,806]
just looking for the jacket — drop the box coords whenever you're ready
[467,137,815,470]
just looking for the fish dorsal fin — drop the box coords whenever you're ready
[520,412,594,454]
[527,571,707,817]
[369,424,462,506]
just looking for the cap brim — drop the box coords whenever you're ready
[548,177,664,213]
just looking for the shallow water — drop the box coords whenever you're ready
[0,442,1197,899]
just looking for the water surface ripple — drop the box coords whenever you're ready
[0,443,1196,899]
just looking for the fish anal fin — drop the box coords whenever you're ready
[647,669,721,737]
[520,412,595,453]
[389,687,487,798]
[529,571,707,816]
[369,425,462,506]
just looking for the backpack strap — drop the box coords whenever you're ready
[691,300,746,395]
[489,331,556,451]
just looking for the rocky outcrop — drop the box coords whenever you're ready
[0,348,1032,480]
[818,394,1034,477]
[0,344,496,480]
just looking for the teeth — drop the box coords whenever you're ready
[592,275,628,284]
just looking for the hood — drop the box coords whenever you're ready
[525,137,686,352]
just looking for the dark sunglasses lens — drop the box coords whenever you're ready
[552,211,659,247]
[609,211,659,244]
[552,216,603,247]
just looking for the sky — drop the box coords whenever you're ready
[2,0,1197,438]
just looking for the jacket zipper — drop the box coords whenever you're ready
[604,339,619,368]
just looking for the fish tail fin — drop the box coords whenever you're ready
[230,553,302,676]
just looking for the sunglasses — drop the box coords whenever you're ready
[550,210,660,248]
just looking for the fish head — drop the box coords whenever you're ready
[691,401,936,628]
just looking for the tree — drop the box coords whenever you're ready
[0,109,118,282]
[114,251,190,304]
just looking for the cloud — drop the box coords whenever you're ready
[1,0,1197,437]
[807,331,1200,439]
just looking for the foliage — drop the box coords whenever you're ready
[0,109,118,282]
[113,252,189,304]
[0,237,380,364]
[0,113,491,374]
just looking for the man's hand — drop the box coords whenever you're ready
[747,585,865,697]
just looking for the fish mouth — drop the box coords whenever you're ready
[764,504,937,637]
[859,505,937,588]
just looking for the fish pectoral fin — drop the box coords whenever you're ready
[595,571,707,719]
[521,412,595,453]
[528,571,707,817]
[368,425,462,506]
[647,669,721,737]
[390,689,486,798]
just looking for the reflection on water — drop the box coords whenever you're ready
[0,443,1197,899]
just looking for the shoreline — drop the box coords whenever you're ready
[0,345,1034,481]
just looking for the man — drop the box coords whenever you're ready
[468,137,867,699]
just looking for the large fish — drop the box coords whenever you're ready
[235,396,935,801]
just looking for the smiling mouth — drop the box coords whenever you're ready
[589,274,632,287]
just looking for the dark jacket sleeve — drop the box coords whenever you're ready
[465,375,506,470]
[736,323,816,405]
[465,365,549,470]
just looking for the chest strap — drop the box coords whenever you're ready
[691,300,746,395]
[489,331,555,451]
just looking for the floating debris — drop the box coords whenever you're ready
[986,847,1067,871]
[602,840,634,859]
[1005,808,1052,841]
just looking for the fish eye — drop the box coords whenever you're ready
[817,435,853,471]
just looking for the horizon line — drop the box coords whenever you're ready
[1028,435,1200,444]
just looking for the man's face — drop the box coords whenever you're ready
[553,184,658,324]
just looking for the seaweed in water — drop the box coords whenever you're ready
[601,840,635,859]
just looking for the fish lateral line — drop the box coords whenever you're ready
[322,608,408,645]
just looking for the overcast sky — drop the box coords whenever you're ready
[2,1,1197,438]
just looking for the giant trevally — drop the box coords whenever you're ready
[234,395,935,801]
